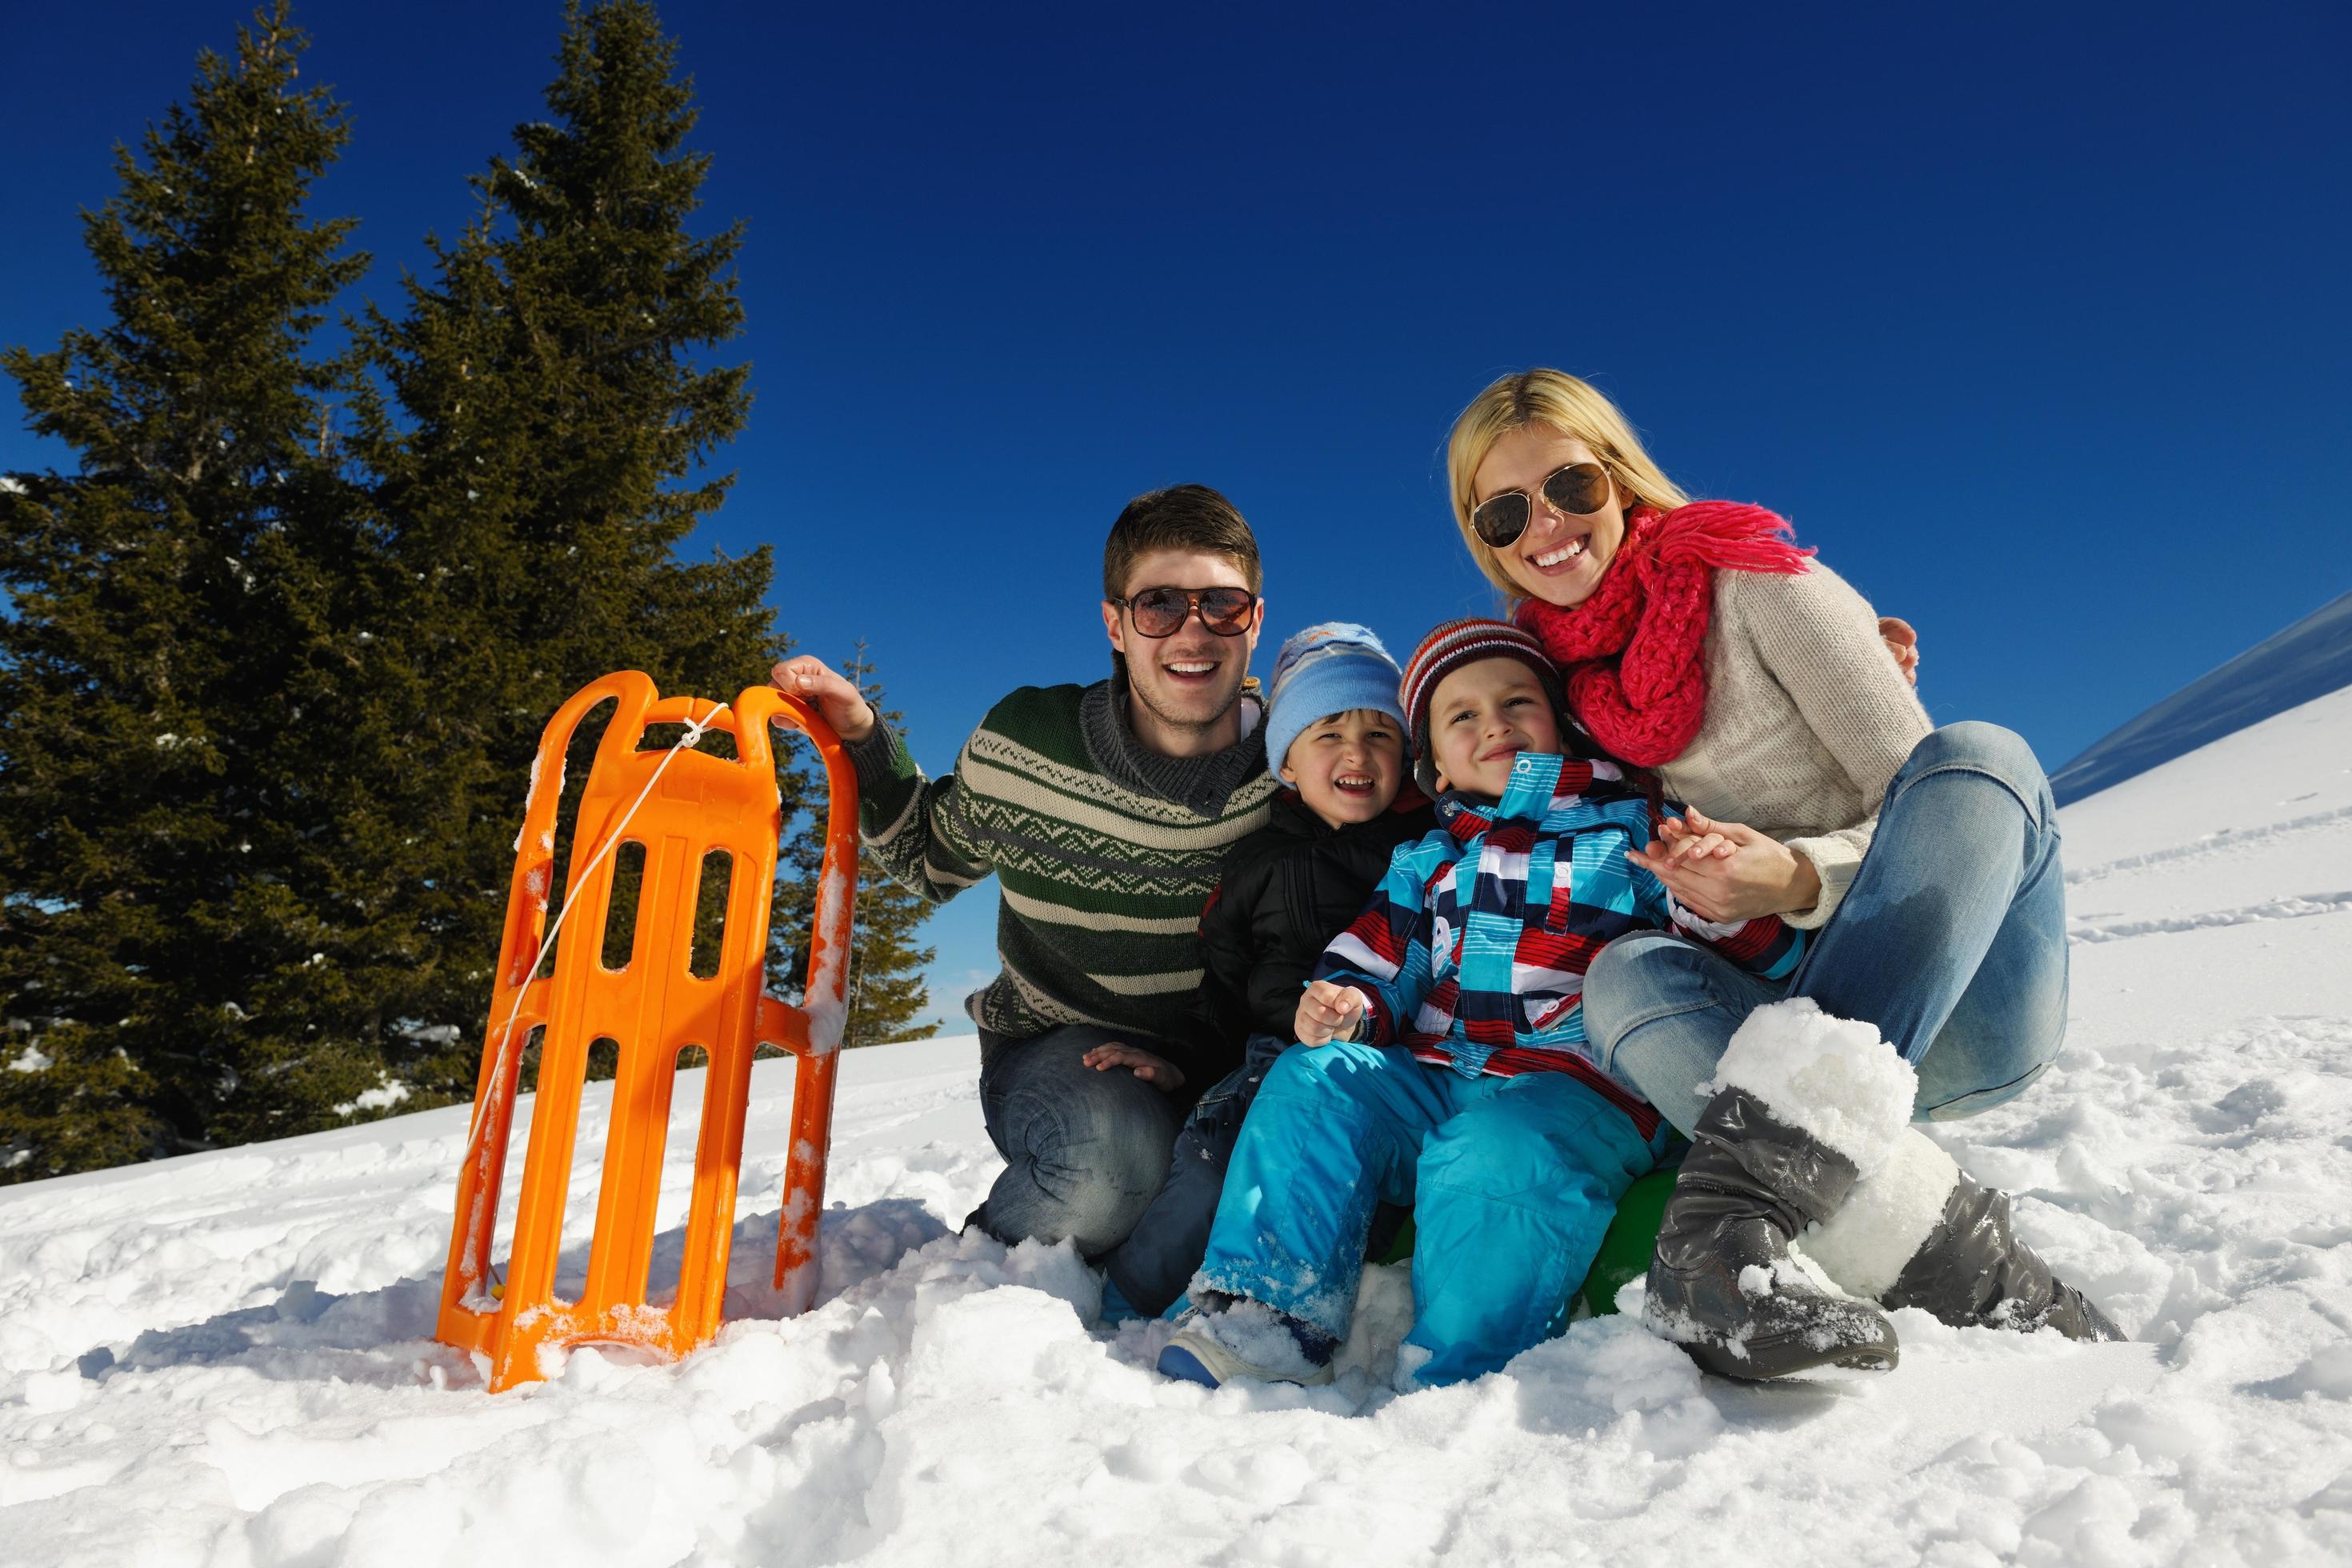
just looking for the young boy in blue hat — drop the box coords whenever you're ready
[1092,623,1434,1322]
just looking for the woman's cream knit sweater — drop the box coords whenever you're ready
[1650,561,1931,930]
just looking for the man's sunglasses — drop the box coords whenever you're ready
[1470,462,1616,548]
[1110,586,1259,638]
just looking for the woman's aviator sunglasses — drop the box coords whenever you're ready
[1111,586,1260,638]
[1471,462,1616,548]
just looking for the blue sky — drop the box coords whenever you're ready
[6,1,2347,1034]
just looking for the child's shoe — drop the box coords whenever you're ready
[1157,1293,1338,1388]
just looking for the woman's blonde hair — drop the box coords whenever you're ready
[1446,370,1690,599]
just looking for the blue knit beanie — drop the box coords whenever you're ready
[1263,622,1408,782]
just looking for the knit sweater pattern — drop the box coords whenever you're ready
[1656,561,1934,929]
[846,673,1278,1061]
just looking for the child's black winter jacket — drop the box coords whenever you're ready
[1183,788,1438,1064]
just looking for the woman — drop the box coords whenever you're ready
[1445,369,2120,1381]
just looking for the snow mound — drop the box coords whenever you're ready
[6,690,2352,1563]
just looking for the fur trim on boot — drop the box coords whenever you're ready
[1798,1129,1959,1300]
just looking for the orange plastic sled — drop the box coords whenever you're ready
[434,671,858,1392]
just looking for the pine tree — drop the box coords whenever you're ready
[350,0,808,1103]
[0,3,403,1178]
[834,648,936,1047]
[761,646,937,1052]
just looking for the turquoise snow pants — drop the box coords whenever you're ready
[1194,1042,1668,1386]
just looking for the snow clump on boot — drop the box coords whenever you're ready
[1709,998,1916,1178]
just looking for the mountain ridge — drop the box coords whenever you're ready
[2051,586,2352,805]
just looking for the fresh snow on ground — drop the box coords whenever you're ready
[5,686,2351,1566]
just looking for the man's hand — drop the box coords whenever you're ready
[1082,1042,1186,1093]
[770,655,878,743]
[1295,979,1368,1046]
[1878,617,1921,686]
[1626,806,1822,923]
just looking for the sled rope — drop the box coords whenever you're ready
[469,699,731,1146]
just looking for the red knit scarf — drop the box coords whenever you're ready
[1512,502,1814,766]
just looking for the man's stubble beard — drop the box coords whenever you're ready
[1128,664,1245,742]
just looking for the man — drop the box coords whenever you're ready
[772,484,1276,1286]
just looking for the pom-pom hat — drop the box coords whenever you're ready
[1263,622,1409,782]
[1399,618,1570,794]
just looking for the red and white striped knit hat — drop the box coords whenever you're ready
[1399,618,1570,794]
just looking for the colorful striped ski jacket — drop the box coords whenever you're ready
[1313,750,1806,1135]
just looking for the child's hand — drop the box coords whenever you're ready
[1082,1042,1186,1093]
[1650,813,1739,872]
[1295,980,1367,1046]
[1629,807,1822,922]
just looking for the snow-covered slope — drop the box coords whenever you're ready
[2050,586,2352,804]
[5,694,2351,1566]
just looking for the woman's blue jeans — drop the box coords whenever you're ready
[1100,1034,1288,1317]
[1582,722,2069,1137]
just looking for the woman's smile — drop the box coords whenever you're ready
[1520,529,1598,589]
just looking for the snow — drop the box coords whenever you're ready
[1802,1114,1960,1300]
[802,860,855,1055]
[332,1077,412,1118]
[1710,996,1920,1174]
[513,750,552,856]
[5,690,2352,1565]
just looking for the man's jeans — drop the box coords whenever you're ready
[969,1024,1184,1258]
[1099,1033,1287,1317]
[1582,722,2069,1138]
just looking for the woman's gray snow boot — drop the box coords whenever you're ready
[1644,998,1930,1381]
[1646,1085,1902,1379]
[1802,1129,2126,1342]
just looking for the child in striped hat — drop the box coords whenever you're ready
[1159,618,1811,1390]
